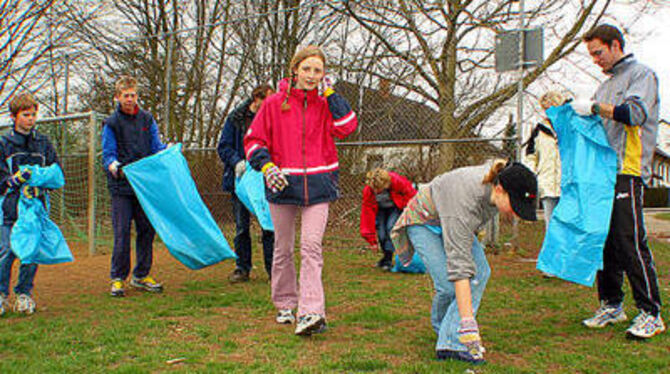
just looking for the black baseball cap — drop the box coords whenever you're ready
[498,162,538,221]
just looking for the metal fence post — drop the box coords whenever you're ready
[87,112,97,255]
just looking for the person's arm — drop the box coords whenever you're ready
[593,69,658,126]
[0,141,11,195]
[217,116,242,166]
[323,78,358,139]
[149,117,167,154]
[360,186,379,247]
[244,101,273,171]
[101,123,118,170]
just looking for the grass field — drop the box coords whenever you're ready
[0,220,668,373]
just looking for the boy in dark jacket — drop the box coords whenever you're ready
[217,84,275,282]
[102,76,167,297]
[0,92,60,315]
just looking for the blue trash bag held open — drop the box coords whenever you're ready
[123,144,236,269]
[392,251,426,274]
[536,105,617,286]
[9,164,73,265]
[235,164,273,231]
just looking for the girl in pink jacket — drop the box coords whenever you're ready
[244,45,357,336]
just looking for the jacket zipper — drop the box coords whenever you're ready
[302,95,309,205]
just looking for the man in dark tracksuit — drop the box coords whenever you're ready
[573,24,664,339]
[102,76,166,297]
[217,84,274,282]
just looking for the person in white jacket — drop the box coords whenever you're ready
[525,91,565,226]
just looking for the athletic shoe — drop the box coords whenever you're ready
[130,276,164,293]
[295,314,326,336]
[14,294,35,315]
[276,309,295,324]
[0,294,8,316]
[626,311,666,339]
[437,349,485,365]
[228,268,250,283]
[110,279,125,297]
[582,302,627,328]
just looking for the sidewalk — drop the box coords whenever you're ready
[645,209,670,240]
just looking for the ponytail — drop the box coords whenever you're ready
[482,159,508,184]
[281,72,295,112]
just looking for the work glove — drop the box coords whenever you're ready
[235,160,247,178]
[21,185,40,199]
[322,75,336,98]
[458,317,485,360]
[7,169,32,189]
[570,98,596,116]
[261,162,288,193]
[108,160,122,178]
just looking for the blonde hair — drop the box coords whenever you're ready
[115,75,138,96]
[539,91,567,110]
[281,45,326,111]
[482,159,508,184]
[365,168,391,190]
[9,92,38,116]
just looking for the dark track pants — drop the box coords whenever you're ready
[597,175,662,316]
[110,194,156,280]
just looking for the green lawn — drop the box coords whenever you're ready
[0,220,668,373]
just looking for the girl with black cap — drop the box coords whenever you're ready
[391,160,537,364]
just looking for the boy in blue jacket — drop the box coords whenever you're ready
[102,76,167,297]
[217,84,275,282]
[0,92,60,315]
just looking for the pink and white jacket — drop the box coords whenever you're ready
[244,78,357,205]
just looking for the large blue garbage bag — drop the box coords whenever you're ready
[536,105,617,286]
[235,164,274,231]
[10,164,73,264]
[123,144,236,269]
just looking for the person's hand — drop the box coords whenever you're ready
[108,161,121,178]
[458,317,485,360]
[21,185,40,199]
[235,160,246,178]
[261,162,288,193]
[322,75,336,97]
[571,98,595,116]
[368,243,379,253]
[7,168,31,188]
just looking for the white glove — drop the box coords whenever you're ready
[108,160,121,178]
[571,99,595,116]
[234,160,246,178]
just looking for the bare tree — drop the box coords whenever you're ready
[333,0,612,170]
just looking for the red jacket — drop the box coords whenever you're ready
[244,78,357,205]
[360,172,417,245]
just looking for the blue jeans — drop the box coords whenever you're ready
[232,193,274,276]
[376,206,400,253]
[541,197,559,228]
[0,225,38,296]
[407,225,490,352]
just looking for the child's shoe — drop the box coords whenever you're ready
[295,313,326,336]
[582,301,627,328]
[14,294,35,314]
[436,349,485,365]
[276,309,295,324]
[0,294,8,316]
[110,279,125,297]
[130,276,164,293]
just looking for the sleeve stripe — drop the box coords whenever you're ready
[246,144,261,159]
[334,112,356,127]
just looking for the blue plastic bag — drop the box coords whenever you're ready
[235,164,273,231]
[123,144,236,269]
[536,105,617,286]
[392,251,426,274]
[9,164,73,264]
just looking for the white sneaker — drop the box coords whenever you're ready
[14,294,36,315]
[295,313,325,336]
[626,311,666,339]
[276,309,295,324]
[0,294,8,316]
[582,302,627,328]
